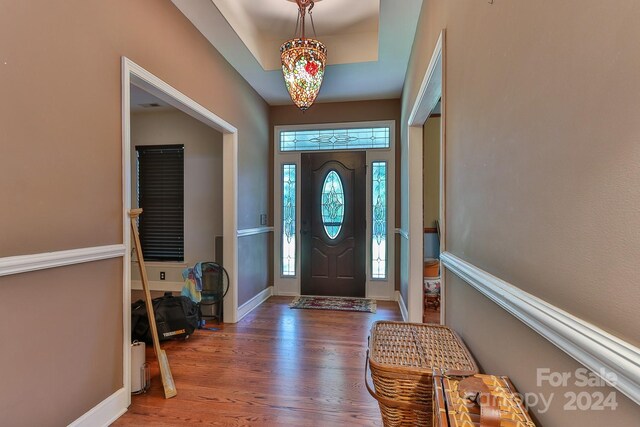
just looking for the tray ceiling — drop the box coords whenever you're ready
[171,0,423,105]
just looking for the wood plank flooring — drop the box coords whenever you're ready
[113,296,403,426]
[423,306,440,324]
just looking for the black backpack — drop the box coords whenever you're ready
[131,293,201,343]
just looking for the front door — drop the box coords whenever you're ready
[301,152,366,297]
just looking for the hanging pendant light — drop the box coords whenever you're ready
[280,0,327,111]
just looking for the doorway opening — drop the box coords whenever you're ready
[121,57,239,400]
[406,30,446,324]
[128,85,224,310]
[422,100,442,323]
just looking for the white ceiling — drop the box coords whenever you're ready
[211,0,380,70]
[130,85,173,113]
[171,0,423,105]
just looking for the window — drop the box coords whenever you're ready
[136,145,184,262]
[372,161,387,279]
[321,170,345,239]
[282,164,296,276]
[280,126,390,152]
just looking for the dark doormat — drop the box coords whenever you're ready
[289,296,376,313]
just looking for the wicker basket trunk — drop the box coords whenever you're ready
[366,321,478,427]
[433,373,537,426]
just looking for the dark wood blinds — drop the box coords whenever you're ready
[136,144,184,261]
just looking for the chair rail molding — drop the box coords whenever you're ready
[441,251,640,405]
[0,244,126,277]
[395,228,409,240]
[237,226,274,237]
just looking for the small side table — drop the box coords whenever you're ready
[425,292,440,310]
[423,276,441,322]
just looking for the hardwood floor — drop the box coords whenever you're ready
[423,306,440,324]
[113,296,403,426]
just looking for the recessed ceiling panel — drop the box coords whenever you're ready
[212,0,380,70]
[171,0,423,105]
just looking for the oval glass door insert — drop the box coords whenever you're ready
[321,170,345,239]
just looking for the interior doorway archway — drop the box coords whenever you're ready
[121,57,239,401]
[406,30,446,323]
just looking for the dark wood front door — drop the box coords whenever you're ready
[301,152,366,297]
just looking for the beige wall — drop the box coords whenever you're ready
[130,110,223,283]
[403,0,640,424]
[238,233,271,304]
[445,273,640,426]
[423,116,440,228]
[269,99,402,289]
[0,260,123,427]
[0,0,269,424]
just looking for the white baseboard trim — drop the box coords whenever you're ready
[0,244,126,277]
[237,286,273,321]
[131,280,183,292]
[237,226,273,237]
[441,251,640,406]
[275,290,299,297]
[396,290,409,322]
[68,387,127,427]
[370,295,394,301]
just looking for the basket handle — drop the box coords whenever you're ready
[364,350,430,412]
[457,376,501,427]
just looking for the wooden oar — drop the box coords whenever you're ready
[129,208,177,399]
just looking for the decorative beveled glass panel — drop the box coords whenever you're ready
[282,164,296,276]
[280,127,390,152]
[372,161,387,279]
[321,170,344,240]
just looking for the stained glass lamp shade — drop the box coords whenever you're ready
[280,38,326,111]
[280,0,327,111]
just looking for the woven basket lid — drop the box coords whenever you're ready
[369,321,478,374]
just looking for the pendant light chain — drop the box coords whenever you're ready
[294,11,300,39]
[294,0,316,39]
[309,9,318,38]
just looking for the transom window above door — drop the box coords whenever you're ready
[280,126,390,152]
